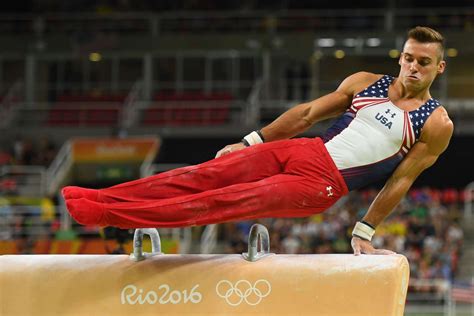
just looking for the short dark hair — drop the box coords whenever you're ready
[407,26,445,60]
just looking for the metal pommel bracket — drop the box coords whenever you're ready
[129,228,163,262]
[242,224,272,262]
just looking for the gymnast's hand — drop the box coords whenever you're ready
[351,236,396,256]
[215,142,247,158]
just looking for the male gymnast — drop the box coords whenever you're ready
[63,26,453,255]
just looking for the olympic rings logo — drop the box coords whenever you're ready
[215,279,271,306]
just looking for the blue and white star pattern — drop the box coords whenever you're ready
[355,76,390,99]
[409,98,441,140]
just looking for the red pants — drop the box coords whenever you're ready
[64,138,348,228]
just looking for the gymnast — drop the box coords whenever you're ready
[63,26,453,256]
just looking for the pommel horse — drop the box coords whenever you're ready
[0,224,409,315]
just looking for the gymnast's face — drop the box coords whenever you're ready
[398,38,446,91]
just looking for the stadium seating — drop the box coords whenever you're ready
[47,94,126,126]
[142,92,232,126]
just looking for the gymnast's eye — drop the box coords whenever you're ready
[419,59,431,66]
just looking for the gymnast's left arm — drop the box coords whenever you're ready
[351,107,454,255]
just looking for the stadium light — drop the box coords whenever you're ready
[334,50,345,59]
[89,52,102,62]
[447,48,458,57]
[366,38,381,47]
[343,38,357,47]
[317,38,336,47]
[389,49,400,58]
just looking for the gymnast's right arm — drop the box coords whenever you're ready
[216,71,374,158]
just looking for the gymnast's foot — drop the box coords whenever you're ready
[62,186,100,202]
[66,198,106,226]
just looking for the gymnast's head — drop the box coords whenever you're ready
[399,26,446,89]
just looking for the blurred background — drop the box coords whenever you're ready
[0,0,473,315]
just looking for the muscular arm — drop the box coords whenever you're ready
[351,106,453,255]
[259,91,349,141]
[362,106,454,227]
[260,72,378,142]
[216,72,379,157]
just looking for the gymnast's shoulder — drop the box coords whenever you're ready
[420,105,454,154]
[337,71,383,94]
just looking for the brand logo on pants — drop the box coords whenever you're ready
[326,186,333,197]
[215,279,271,306]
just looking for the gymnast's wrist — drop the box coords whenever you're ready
[352,221,376,241]
[242,130,265,147]
[241,139,251,147]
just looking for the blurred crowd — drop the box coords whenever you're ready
[222,187,465,283]
[0,137,57,167]
[0,138,57,195]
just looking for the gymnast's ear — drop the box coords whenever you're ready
[437,59,446,75]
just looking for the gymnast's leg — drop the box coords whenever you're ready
[62,139,306,203]
[65,173,340,228]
